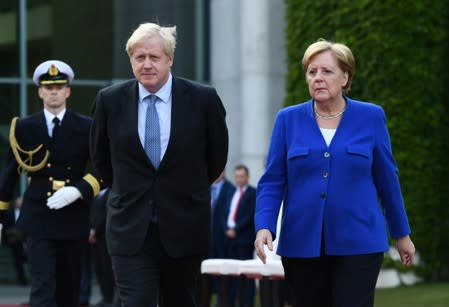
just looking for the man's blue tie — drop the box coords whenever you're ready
[144,94,161,169]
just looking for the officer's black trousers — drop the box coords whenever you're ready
[27,237,83,307]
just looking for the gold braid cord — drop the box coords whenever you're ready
[9,117,50,173]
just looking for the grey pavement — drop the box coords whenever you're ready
[0,283,102,305]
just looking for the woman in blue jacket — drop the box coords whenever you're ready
[254,39,415,307]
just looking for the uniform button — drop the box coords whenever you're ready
[47,192,51,196]
[66,179,70,183]
[49,177,53,181]
[322,172,329,178]
[47,163,52,168]
[324,152,330,158]
[320,192,327,199]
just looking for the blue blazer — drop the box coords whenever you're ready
[255,97,411,257]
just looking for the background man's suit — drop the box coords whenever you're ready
[225,185,257,258]
[90,76,228,306]
[2,202,27,285]
[211,179,235,259]
[226,185,257,307]
[90,188,120,307]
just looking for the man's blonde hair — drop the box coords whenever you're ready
[126,22,177,59]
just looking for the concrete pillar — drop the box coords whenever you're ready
[210,0,285,185]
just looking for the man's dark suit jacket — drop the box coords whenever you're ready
[0,110,98,239]
[90,76,228,258]
[91,188,109,237]
[211,179,235,258]
[227,185,257,248]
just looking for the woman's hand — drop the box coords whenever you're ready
[396,235,415,266]
[254,229,273,264]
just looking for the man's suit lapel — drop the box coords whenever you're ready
[159,77,189,168]
[123,81,158,169]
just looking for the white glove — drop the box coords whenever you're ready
[47,186,82,210]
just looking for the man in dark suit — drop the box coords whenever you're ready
[210,170,236,260]
[90,22,228,307]
[0,60,101,307]
[89,188,120,307]
[205,171,235,305]
[225,164,256,307]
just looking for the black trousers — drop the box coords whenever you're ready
[93,233,116,303]
[9,241,28,285]
[282,252,384,307]
[111,223,203,307]
[27,237,83,307]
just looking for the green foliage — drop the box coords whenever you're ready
[285,0,449,280]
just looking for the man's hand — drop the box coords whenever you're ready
[226,228,237,238]
[47,186,82,210]
[88,228,96,244]
[254,229,273,264]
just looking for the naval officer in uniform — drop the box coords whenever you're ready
[0,60,101,307]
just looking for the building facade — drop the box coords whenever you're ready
[0,0,285,200]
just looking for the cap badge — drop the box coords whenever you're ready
[48,64,59,77]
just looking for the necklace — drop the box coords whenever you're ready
[314,104,346,120]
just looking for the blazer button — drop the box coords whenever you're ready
[322,172,329,178]
[324,152,330,158]
[320,192,327,199]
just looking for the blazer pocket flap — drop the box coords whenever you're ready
[347,145,370,158]
[287,146,309,159]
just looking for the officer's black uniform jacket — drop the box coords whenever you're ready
[0,110,101,239]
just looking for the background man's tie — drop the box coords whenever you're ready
[232,187,244,222]
[144,95,161,169]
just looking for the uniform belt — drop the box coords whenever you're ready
[52,180,66,191]
[29,177,67,191]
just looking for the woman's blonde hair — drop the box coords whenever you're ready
[302,38,355,93]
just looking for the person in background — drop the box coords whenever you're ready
[225,164,256,307]
[89,188,121,307]
[206,170,235,305]
[0,60,102,307]
[79,239,92,307]
[210,170,236,260]
[89,22,228,307]
[2,196,28,286]
[254,39,415,307]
